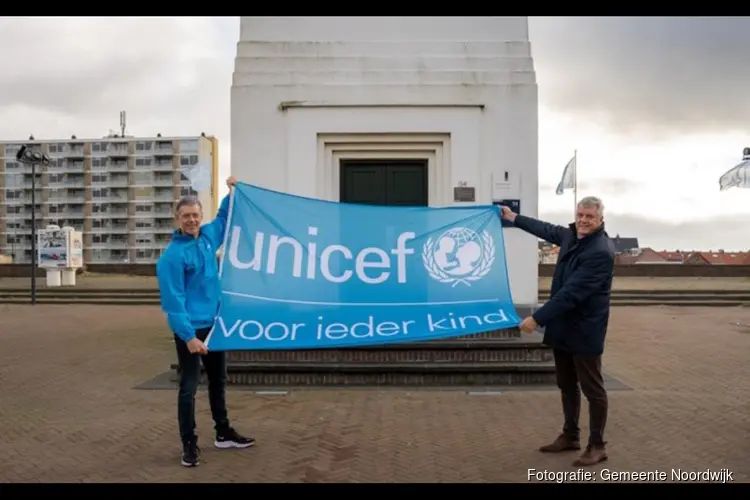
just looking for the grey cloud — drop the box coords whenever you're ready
[538,210,748,251]
[529,16,750,138]
[539,178,641,197]
[0,17,236,142]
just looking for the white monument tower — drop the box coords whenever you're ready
[230,16,539,312]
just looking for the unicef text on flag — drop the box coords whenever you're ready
[206,183,522,351]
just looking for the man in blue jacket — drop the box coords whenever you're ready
[157,176,254,467]
[500,196,615,467]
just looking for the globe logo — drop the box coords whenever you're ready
[422,227,496,287]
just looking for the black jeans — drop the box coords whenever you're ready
[175,327,230,443]
[553,348,608,446]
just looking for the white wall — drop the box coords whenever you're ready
[230,16,539,307]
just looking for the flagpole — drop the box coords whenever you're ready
[573,149,578,218]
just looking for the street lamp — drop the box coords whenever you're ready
[15,144,50,305]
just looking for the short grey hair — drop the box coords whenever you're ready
[175,196,202,215]
[577,196,604,216]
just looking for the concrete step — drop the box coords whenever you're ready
[538,291,750,298]
[172,361,557,387]
[0,288,160,294]
[232,69,536,87]
[225,339,551,364]
[236,40,532,59]
[234,55,534,73]
[598,300,750,307]
[0,297,161,305]
[0,291,160,299]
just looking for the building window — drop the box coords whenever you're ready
[134,187,154,198]
[180,140,199,152]
[5,173,22,187]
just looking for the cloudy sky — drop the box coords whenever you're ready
[1,16,748,251]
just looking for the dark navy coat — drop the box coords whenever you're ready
[513,215,615,356]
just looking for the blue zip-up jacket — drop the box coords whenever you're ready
[156,194,231,342]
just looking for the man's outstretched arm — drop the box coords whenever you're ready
[201,176,237,249]
[498,205,568,247]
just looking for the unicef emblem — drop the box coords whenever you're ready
[422,227,496,287]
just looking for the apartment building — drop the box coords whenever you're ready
[0,133,218,264]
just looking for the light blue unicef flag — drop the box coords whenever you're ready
[206,183,521,351]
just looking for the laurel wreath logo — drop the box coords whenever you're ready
[422,230,496,287]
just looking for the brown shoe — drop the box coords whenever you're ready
[539,434,581,453]
[572,444,608,466]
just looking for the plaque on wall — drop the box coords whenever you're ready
[453,186,476,202]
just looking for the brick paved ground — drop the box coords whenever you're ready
[1,304,748,483]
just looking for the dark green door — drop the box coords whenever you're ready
[339,160,428,206]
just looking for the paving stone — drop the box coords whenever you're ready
[0,305,748,483]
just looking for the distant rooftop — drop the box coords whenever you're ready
[2,132,216,144]
[610,235,639,253]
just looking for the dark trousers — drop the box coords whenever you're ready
[174,327,230,443]
[553,348,608,446]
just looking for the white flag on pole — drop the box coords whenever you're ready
[719,149,750,191]
[556,154,576,195]
[180,161,212,193]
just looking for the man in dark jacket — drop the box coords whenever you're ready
[499,196,615,467]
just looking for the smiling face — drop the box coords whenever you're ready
[175,197,203,237]
[574,197,604,238]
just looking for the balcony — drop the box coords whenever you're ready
[62,160,85,173]
[153,160,174,172]
[67,146,85,158]
[108,160,128,172]
[108,146,129,158]
[64,195,86,204]
[90,208,128,217]
[49,180,86,190]
[93,195,129,204]
[153,224,175,234]
[21,165,44,175]
[90,220,129,233]
[59,209,85,218]
[90,249,130,263]
[107,176,129,188]
[153,141,174,157]
[55,221,84,231]
[90,238,129,249]
[148,193,173,203]
[153,175,173,187]
[20,211,43,219]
